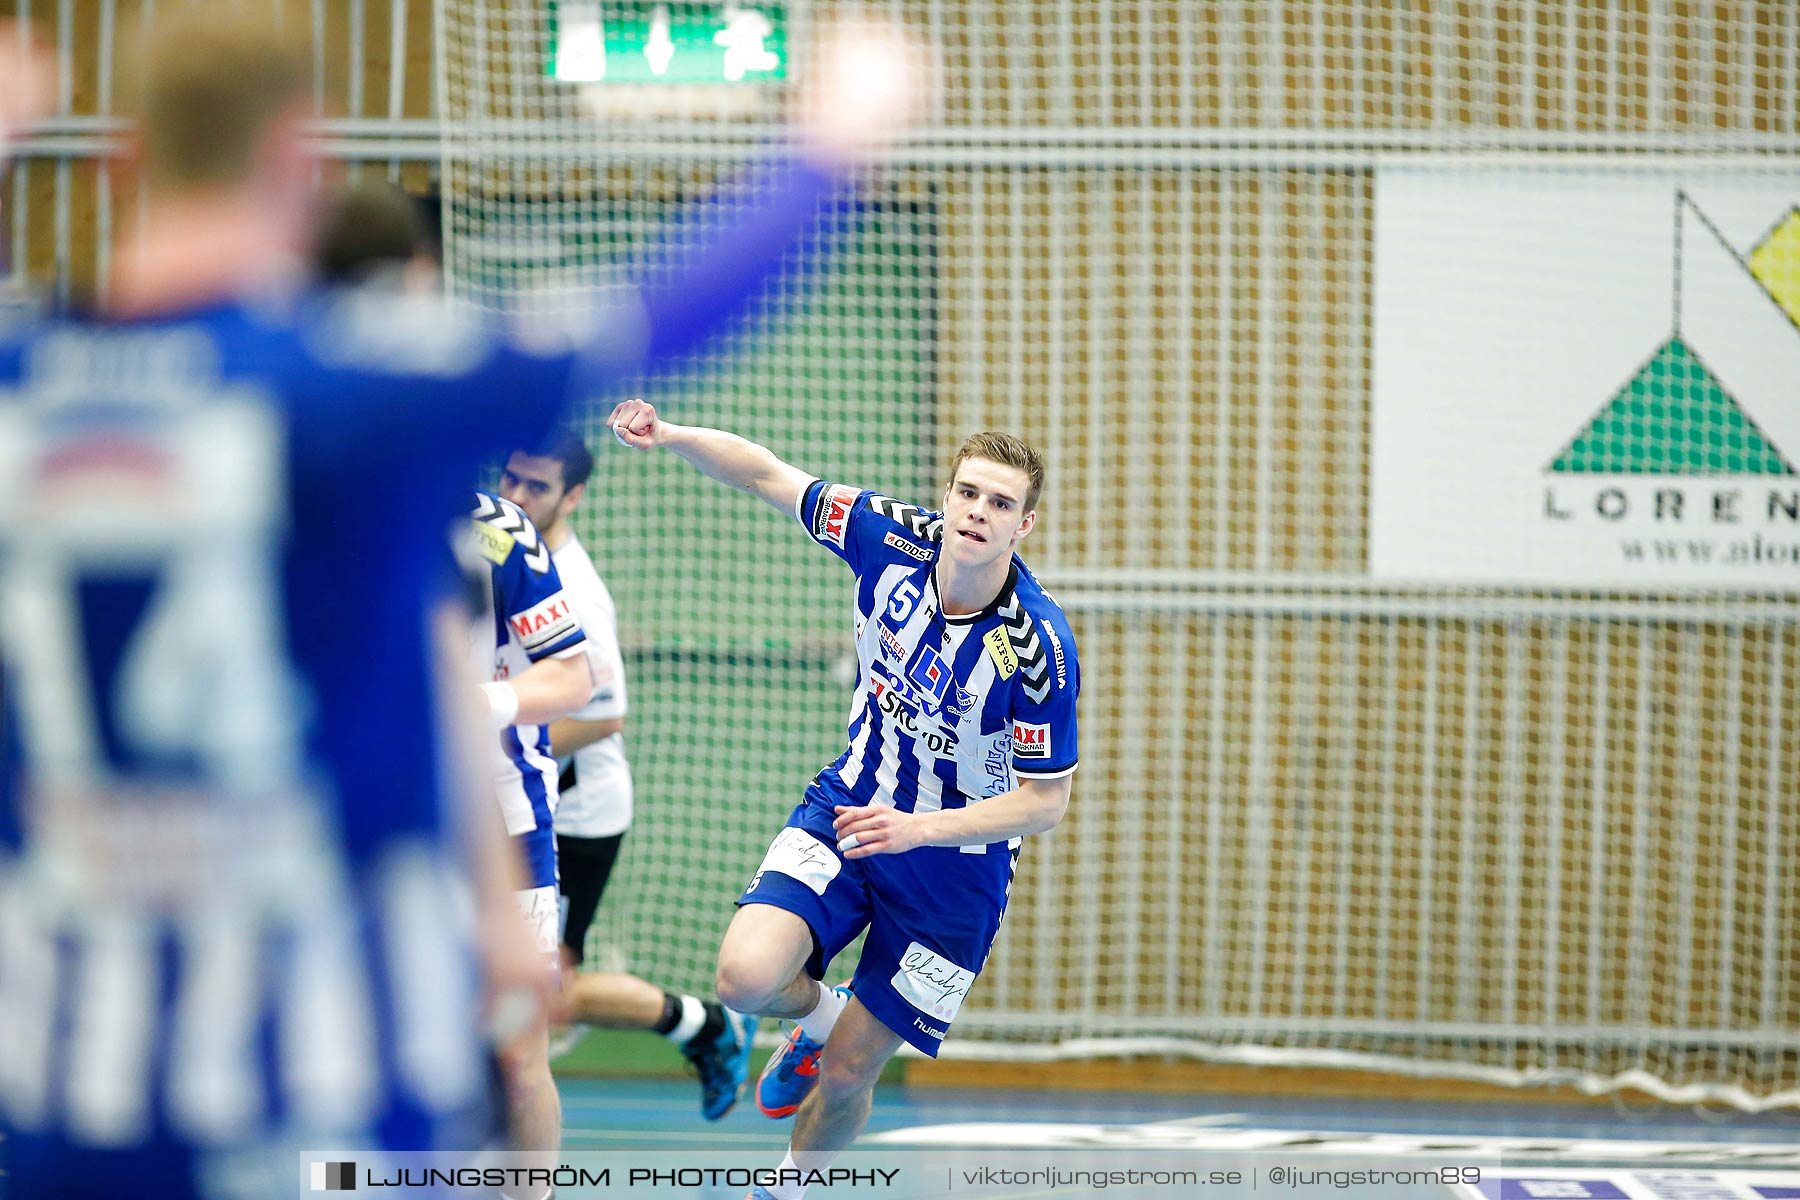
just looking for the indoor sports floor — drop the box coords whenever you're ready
[557,1074,1800,1199]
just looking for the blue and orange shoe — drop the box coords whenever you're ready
[755,985,851,1118]
[681,1006,758,1121]
[754,1024,823,1118]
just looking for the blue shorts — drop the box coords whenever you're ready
[736,782,1018,1057]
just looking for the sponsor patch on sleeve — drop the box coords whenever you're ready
[890,942,976,1025]
[468,519,514,565]
[509,593,579,653]
[983,627,1019,679]
[882,530,933,562]
[1012,719,1051,759]
[812,484,858,549]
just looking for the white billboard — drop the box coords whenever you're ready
[1371,171,1800,589]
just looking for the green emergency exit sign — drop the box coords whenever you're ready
[549,2,788,85]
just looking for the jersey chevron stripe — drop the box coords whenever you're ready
[996,593,1051,704]
[471,492,552,574]
[869,495,944,541]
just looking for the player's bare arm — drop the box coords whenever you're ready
[608,398,814,518]
[830,774,1073,859]
[484,651,595,729]
[430,600,561,1033]
[548,714,624,758]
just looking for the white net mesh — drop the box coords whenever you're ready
[436,1,1800,1110]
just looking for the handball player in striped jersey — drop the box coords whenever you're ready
[609,403,1080,1200]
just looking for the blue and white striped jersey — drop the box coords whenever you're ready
[464,491,586,891]
[796,481,1080,833]
[0,299,575,1162]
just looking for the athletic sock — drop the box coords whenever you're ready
[763,1152,806,1200]
[795,982,847,1045]
[690,1000,727,1046]
[653,992,709,1043]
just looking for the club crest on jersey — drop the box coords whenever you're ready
[509,594,578,651]
[943,683,978,722]
[813,484,858,549]
[1012,720,1051,759]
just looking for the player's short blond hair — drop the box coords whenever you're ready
[127,9,311,192]
[951,431,1046,512]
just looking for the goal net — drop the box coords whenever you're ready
[437,0,1800,1110]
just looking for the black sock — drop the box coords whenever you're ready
[694,1001,727,1046]
[651,991,681,1036]
[653,993,730,1044]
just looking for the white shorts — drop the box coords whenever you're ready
[514,884,561,961]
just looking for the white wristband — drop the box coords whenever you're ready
[480,681,520,730]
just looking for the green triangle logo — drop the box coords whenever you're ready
[1548,337,1795,475]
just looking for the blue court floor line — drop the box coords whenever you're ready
[559,1078,1800,1140]
[562,1129,786,1146]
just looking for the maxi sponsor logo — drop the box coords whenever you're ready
[509,595,576,646]
[1011,720,1050,759]
[814,484,858,548]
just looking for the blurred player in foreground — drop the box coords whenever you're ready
[0,21,50,328]
[608,401,1081,1200]
[314,189,762,1121]
[0,10,926,1199]
[498,430,758,1119]
[319,188,600,1180]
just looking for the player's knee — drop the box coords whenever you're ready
[816,1050,882,1102]
[714,954,778,1013]
[499,1050,551,1101]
